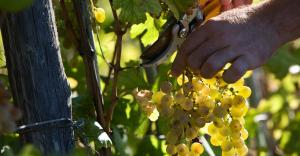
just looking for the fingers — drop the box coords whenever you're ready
[199,47,236,78]
[223,55,249,83]
[232,0,245,7]
[171,26,209,77]
[186,37,227,73]
[219,0,233,11]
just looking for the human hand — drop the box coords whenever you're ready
[171,6,282,83]
[220,0,253,11]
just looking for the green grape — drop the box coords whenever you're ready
[213,106,228,118]
[152,91,165,104]
[190,142,204,154]
[177,143,189,155]
[230,120,242,132]
[160,81,173,94]
[221,140,233,151]
[230,106,246,118]
[166,144,177,155]
[231,131,241,139]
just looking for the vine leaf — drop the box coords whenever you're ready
[130,14,160,46]
[112,0,161,24]
[0,0,33,12]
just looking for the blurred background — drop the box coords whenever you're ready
[1,0,300,155]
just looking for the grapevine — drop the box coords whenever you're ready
[133,67,252,156]
[0,81,22,134]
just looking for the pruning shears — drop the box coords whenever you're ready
[140,0,221,67]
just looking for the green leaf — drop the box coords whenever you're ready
[113,0,161,24]
[161,0,196,19]
[130,14,160,46]
[0,0,33,12]
[18,145,41,156]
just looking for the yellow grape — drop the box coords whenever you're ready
[177,144,189,155]
[213,106,227,118]
[220,97,233,109]
[222,149,236,156]
[219,126,231,136]
[213,118,224,128]
[221,140,233,151]
[210,136,221,146]
[93,7,106,23]
[196,106,210,117]
[175,92,186,104]
[232,137,245,148]
[177,75,189,85]
[236,144,248,156]
[181,99,193,111]
[232,95,246,108]
[208,124,218,135]
[186,127,198,140]
[193,116,206,128]
[190,142,204,154]
[166,144,177,155]
[192,78,204,91]
[238,86,252,98]
[230,120,242,132]
[241,128,249,140]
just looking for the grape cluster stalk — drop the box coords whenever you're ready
[0,82,22,134]
[133,69,252,156]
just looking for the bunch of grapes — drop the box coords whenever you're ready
[133,69,251,156]
[0,82,22,134]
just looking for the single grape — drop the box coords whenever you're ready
[230,120,242,132]
[213,106,228,118]
[232,95,246,108]
[175,92,186,104]
[177,144,189,155]
[219,126,231,136]
[196,106,210,117]
[236,144,248,156]
[221,148,236,156]
[166,144,177,155]
[186,127,198,140]
[221,140,233,151]
[93,7,106,23]
[220,97,233,109]
[210,136,221,146]
[237,86,252,98]
[213,118,224,128]
[193,116,206,128]
[180,99,193,111]
[207,124,218,135]
[232,137,245,148]
[160,81,173,94]
[241,128,249,140]
[166,131,179,145]
[190,142,204,154]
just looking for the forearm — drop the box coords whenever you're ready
[254,0,300,45]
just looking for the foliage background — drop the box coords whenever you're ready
[1,0,300,156]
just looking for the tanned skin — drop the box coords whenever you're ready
[171,0,300,83]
